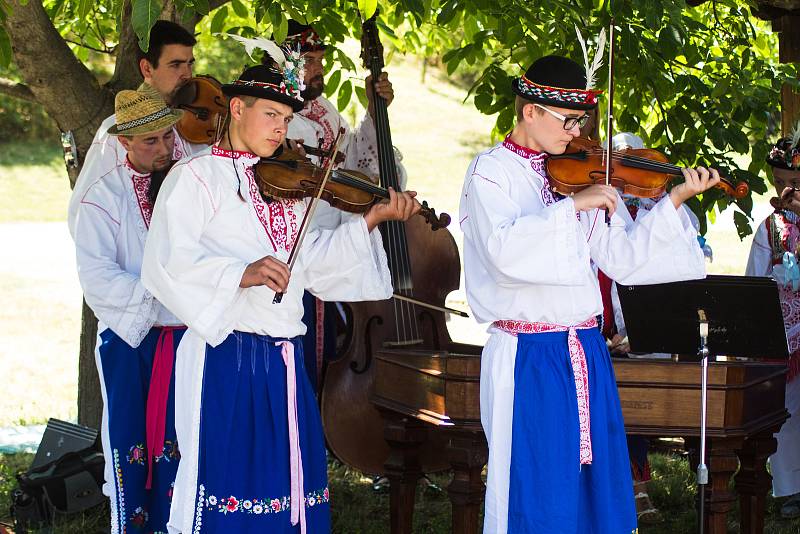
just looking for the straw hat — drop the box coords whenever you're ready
[107,89,183,136]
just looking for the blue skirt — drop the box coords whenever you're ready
[191,332,330,533]
[98,326,184,534]
[508,328,637,534]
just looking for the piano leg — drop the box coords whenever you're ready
[445,429,488,534]
[734,429,779,534]
[378,408,426,534]
[687,436,741,534]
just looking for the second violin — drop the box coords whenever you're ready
[546,136,749,200]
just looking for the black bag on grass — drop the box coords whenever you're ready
[9,419,105,532]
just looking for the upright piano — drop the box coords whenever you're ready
[371,349,788,534]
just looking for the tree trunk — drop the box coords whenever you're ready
[77,301,102,429]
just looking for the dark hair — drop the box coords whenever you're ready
[136,20,196,68]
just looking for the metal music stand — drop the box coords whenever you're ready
[617,274,788,534]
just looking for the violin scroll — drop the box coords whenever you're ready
[174,75,228,145]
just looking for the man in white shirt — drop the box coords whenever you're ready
[68,19,202,237]
[141,55,420,533]
[73,88,185,534]
[459,54,721,534]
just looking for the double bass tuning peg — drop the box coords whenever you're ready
[420,200,451,231]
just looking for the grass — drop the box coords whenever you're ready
[1,453,800,533]
[0,142,70,223]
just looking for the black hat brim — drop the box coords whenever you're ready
[222,84,304,112]
[511,79,597,111]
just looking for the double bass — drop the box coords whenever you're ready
[319,14,476,474]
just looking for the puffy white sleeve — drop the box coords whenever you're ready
[74,191,156,347]
[342,114,408,190]
[745,220,772,277]
[461,171,588,287]
[68,118,121,237]
[141,165,249,347]
[299,212,392,301]
[588,194,705,285]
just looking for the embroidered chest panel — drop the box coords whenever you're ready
[246,166,301,252]
[768,212,800,265]
[300,100,337,153]
[130,174,153,228]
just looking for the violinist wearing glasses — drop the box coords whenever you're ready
[458,53,721,534]
[141,43,419,532]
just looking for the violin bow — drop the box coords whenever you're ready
[272,128,345,304]
[603,19,615,225]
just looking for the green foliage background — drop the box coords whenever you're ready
[1,0,798,236]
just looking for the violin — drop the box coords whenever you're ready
[546,136,750,200]
[173,75,228,144]
[253,155,451,230]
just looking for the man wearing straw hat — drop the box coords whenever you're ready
[141,45,420,533]
[73,88,186,534]
[68,20,201,239]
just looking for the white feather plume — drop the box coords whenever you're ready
[792,120,800,149]
[221,33,285,66]
[574,25,607,90]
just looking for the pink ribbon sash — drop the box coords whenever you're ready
[492,318,597,466]
[145,325,185,489]
[278,340,306,534]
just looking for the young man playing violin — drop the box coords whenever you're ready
[458,54,721,534]
[746,130,800,519]
[141,55,420,533]
[68,20,203,238]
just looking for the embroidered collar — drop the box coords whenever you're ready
[124,156,151,178]
[212,145,258,160]
[502,135,548,162]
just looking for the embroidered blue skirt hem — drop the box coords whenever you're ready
[191,331,330,533]
[98,326,183,534]
[508,328,637,534]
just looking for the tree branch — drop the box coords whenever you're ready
[64,37,115,54]
[107,0,143,94]
[3,0,113,181]
[0,77,36,102]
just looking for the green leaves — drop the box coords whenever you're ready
[210,6,228,34]
[357,0,377,20]
[131,0,162,52]
[337,79,352,112]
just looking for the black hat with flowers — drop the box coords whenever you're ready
[223,65,304,112]
[282,20,326,53]
[767,124,800,171]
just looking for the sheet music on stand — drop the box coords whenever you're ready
[617,274,788,360]
[617,274,788,534]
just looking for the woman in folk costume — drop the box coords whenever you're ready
[458,50,722,533]
[68,20,204,239]
[141,42,421,533]
[72,89,186,533]
[746,126,800,518]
